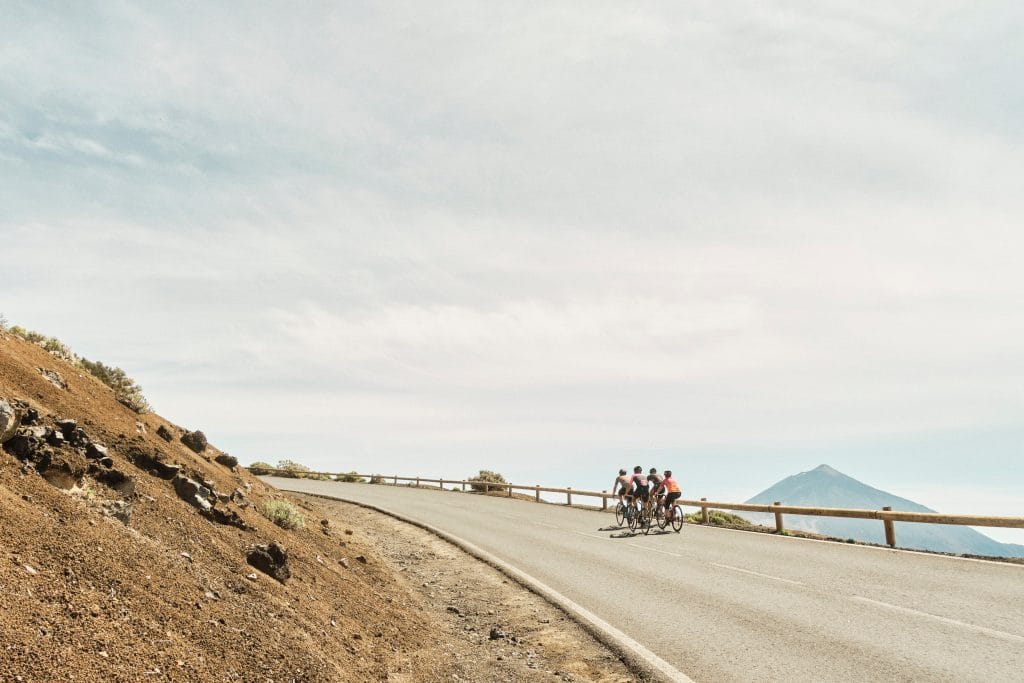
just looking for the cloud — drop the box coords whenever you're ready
[1,2,1022,511]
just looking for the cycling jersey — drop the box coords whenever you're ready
[631,473,650,500]
[663,476,680,494]
[648,474,663,491]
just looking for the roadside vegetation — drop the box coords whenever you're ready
[259,499,305,530]
[1,317,150,413]
[686,510,752,526]
[468,469,506,492]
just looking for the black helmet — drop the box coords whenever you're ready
[618,469,627,476]
[665,470,673,477]
[649,467,658,474]
[633,465,642,473]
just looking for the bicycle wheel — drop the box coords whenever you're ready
[671,505,684,532]
[628,505,639,531]
[615,502,625,527]
[641,506,653,535]
[655,503,667,530]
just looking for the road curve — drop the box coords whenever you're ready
[264,477,1024,682]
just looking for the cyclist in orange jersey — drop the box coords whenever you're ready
[655,470,682,522]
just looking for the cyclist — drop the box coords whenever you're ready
[657,469,682,522]
[612,468,632,512]
[629,465,650,516]
[648,467,664,509]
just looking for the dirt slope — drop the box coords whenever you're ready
[0,331,457,681]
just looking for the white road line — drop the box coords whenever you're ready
[711,562,805,586]
[628,543,685,559]
[850,596,1024,644]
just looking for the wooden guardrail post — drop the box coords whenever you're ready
[701,498,709,524]
[439,478,443,490]
[507,483,512,497]
[416,476,420,487]
[567,487,572,506]
[462,481,466,491]
[773,501,784,533]
[393,474,398,485]
[883,506,896,547]
[602,490,608,511]
[535,485,540,502]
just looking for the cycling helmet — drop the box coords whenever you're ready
[618,469,627,476]
[664,470,673,477]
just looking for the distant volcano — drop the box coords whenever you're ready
[744,464,1024,558]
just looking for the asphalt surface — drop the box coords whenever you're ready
[264,477,1024,682]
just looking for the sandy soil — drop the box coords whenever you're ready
[294,493,635,683]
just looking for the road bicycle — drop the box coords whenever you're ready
[614,499,629,527]
[629,496,654,534]
[657,499,684,532]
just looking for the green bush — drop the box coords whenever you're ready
[335,471,365,483]
[274,460,311,478]
[6,322,152,413]
[249,461,273,475]
[468,469,507,492]
[259,500,305,530]
[686,510,752,526]
[369,474,384,484]
[78,358,151,414]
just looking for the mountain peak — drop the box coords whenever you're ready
[811,464,841,475]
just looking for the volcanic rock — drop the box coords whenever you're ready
[4,434,38,460]
[172,473,213,511]
[55,419,77,437]
[39,453,86,490]
[214,453,238,469]
[0,399,20,444]
[246,542,290,583]
[93,468,136,496]
[156,425,173,442]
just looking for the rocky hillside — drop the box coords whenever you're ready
[0,329,454,681]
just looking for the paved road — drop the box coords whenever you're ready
[264,477,1024,682]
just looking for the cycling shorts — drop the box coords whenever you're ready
[664,491,681,507]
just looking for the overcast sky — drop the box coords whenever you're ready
[2,2,1022,542]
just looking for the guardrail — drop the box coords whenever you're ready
[251,468,1024,549]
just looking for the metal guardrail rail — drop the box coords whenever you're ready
[252,468,1024,549]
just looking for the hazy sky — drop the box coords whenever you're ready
[2,2,1022,542]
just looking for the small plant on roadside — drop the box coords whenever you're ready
[335,471,365,483]
[468,469,507,492]
[686,510,752,527]
[259,500,305,530]
[248,461,274,475]
[369,474,384,485]
[275,460,312,479]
